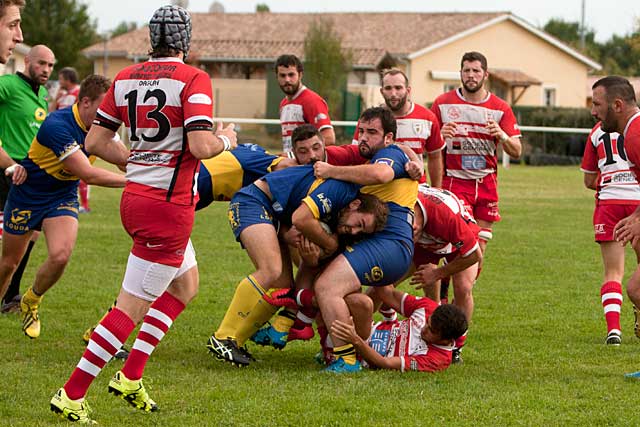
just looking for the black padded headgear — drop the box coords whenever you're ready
[149,5,192,58]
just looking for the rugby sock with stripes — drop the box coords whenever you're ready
[601,281,623,334]
[295,289,315,308]
[64,308,135,400]
[293,306,317,329]
[455,330,468,350]
[215,275,265,341]
[379,305,397,322]
[333,344,357,365]
[122,291,185,381]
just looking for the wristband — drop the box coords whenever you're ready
[499,132,509,143]
[219,134,231,151]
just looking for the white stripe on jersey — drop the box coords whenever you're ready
[396,118,433,140]
[127,163,177,190]
[126,127,186,152]
[280,104,304,125]
[437,103,505,125]
[113,78,186,108]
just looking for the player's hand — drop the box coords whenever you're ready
[409,263,442,289]
[486,119,508,142]
[298,235,322,267]
[263,288,298,310]
[441,122,458,140]
[405,160,424,181]
[330,317,358,344]
[313,161,333,179]
[280,225,302,247]
[215,121,238,151]
[615,213,640,245]
[5,164,26,185]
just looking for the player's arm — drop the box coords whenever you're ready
[85,126,129,167]
[320,127,336,146]
[410,247,481,289]
[188,121,237,160]
[486,118,522,158]
[291,203,339,255]
[314,162,394,185]
[583,172,598,190]
[331,318,402,370]
[62,150,126,188]
[0,149,26,184]
[426,150,443,188]
[272,157,299,170]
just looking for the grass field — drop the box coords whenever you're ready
[2,165,640,426]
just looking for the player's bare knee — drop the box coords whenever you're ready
[346,292,373,315]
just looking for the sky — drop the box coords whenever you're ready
[86,0,639,42]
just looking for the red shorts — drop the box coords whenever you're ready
[413,246,458,267]
[443,174,500,223]
[593,203,639,242]
[120,192,194,267]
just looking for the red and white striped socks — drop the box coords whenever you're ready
[601,281,623,335]
[122,292,185,380]
[64,308,135,400]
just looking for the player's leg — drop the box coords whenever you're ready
[599,241,625,345]
[21,216,77,338]
[450,262,478,363]
[2,231,39,313]
[0,230,32,304]
[344,292,374,340]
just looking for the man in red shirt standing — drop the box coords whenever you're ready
[277,54,335,154]
[50,5,237,423]
[431,51,522,275]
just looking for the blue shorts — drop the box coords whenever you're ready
[343,237,413,287]
[3,186,78,235]
[228,184,278,242]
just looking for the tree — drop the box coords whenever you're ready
[543,18,600,61]
[303,18,351,120]
[111,21,138,38]
[21,0,100,78]
[256,3,270,12]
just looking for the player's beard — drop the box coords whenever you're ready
[280,81,300,96]
[599,105,618,133]
[384,94,408,112]
[462,76,485,94]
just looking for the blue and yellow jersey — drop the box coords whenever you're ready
[19,104,93,200]
[361,144,417,246]
[196,143,283,209]
[262,165,360,225]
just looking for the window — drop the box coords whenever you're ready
[443,83,457,92]
[543,87,556,107]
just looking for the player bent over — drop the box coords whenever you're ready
[0,74,125,340]
[51,5,237,424]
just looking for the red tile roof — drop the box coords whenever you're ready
[84,11,506,67]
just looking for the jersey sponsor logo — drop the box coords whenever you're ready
[146,242,163,248]
[188,93,212,105]
[410,358,418,371]
[56,201,79,213]
[602,171,636,185]
[314,113,328,124]
[34,107,47,122]
[594,223,605,234]
[8,209,31,232]
[447,106,461,120]
[369,328,391,356]
[374,158,394,167]
[61,141,80,158]
[461,155,487,170]
[228,202,240,231]
[316,193,332,215]
[129,151,173,165]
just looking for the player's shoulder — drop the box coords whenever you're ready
[433,89,458,104]
[410,103,438,120]
[487,93,513,110]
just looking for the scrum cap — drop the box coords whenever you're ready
[149,5,192,57]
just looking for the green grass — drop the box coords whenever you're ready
[2,165,640,426]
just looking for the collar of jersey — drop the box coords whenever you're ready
[72,104,87,132]
[148,57,184,64]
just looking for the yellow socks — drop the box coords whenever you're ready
[215,275,268,342]
[333,344,357,365]
[234,287,280,346]
[23,287,43,306]
[271,309,296,333]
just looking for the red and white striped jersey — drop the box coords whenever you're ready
[279,85,332,153]
[415,184,480,256]
[351,103,444,184]
[621,112,640,181]
[431,88,520,180]
[367,294,453,372]
[581,122,640,204]
[96,57,214,206]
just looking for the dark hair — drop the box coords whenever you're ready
[430,304,468,341]
[291,124,321,147]
[592,76,637,105]
[355,193,388,233]
[78,74,111,102]
[58,67,79,84]
[0,0,25,19]
[275,54,303,73]
[359,106,397,139]
[381,68,408,87]
[461,51,488,71]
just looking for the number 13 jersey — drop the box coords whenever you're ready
[95,57,214,206]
